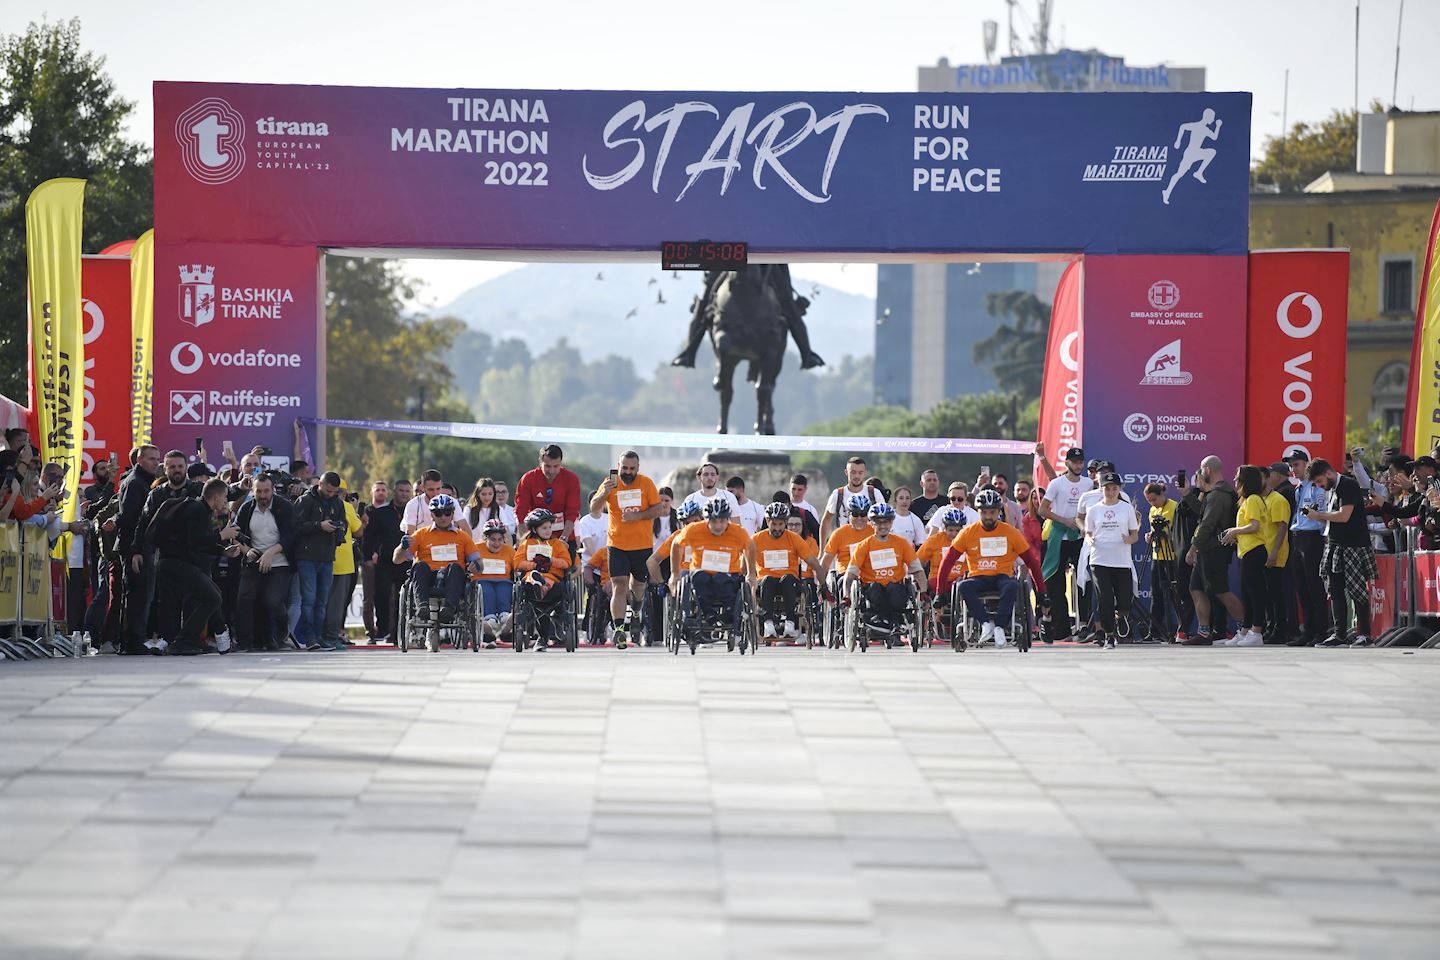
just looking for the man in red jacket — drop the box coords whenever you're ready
[515,444,582,543]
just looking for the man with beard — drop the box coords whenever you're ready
[365,479,409,643]
[139,451,204,648]
[115,446,162,654]
[938,488,1032,649]
[234,474,296,651]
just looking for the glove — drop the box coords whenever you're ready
[535,554,552,573]
[821,587,835,604]
[840,595,852,609]
[401,534,412,550]
[653,583,669,598]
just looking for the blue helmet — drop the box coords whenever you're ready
[676,500,702,521]
[428,493,458,515]
[847,494,872,516]
[941,508,967,527]
[867,502,896,521]
[703,499,732,520]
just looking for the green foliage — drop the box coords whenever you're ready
[972,289,1049,400]
[474,338,642,428]
[1346,416,1403,464]
[0,18,152,397]
[1250,105,1381,193]
[794,392,1037,490]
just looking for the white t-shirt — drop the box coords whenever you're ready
[653,513,674,549]
[1043,474,1094,521]
[574,512,607,567]
[1077,487,1132,522]
[1084,500,1139,569]
[498,504,518,540]
[891,512,927,548]
[731,497,766,534]
[682,489,740,519]
[405,495,471,534]
[824,484,886,521]
[928,505,978,533]
[794,499,820,524]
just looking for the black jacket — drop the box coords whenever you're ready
[115,465,158,559]
[362,501,402,564]
[292,488,346,562]
[1192,480,1239,554]
[141,480,203,548]
[157,499,225,566]
[235,496,296,559]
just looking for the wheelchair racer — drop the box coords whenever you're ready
[920,508,969,625]
[819,494,877,605]
[752,500,825,639]
[668,500,756,630]
[842,502,927,629]
[936,488,1030,647]
[646,500,703,586]
[392,493,482,651]
[515,509,572,650]
[474,518,516,648]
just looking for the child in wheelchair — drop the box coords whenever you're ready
[515,509,571,650]
[786,511,824,635]
[474,518,517,648]
[753,500,825,639]
[920,508,969,635]
[668,500,756,631]
[842,503,928,631]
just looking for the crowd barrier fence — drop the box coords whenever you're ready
[1374,525,1440,648]
[0,519,68,660]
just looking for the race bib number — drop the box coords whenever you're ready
[682,547,693,565]
[700,549,730,573]
[481,558,507,575]
[430,543,459,563]
[979,536,1008,558]
[616,489,643,510]
[526,543,553,561]
[870,548,897,570]
[763,549,790,571]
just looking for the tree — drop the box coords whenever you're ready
[1250,106,1380,193]
[0,18,152,398]
[972,289,1050,400]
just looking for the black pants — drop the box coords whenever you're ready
[235,565,293,649]
[1044,537,1082,640]
[1264,565,1289,635]
[326,572,355,641]
[1149,557,1193,635]
[692,571,741,619]
[157,557,225,646]
[1330,581,1371,637]
[83,558,109,640]
[413,563,465,609]
[1239,548,1268,629]
[864,581,910,618]
[1291,530,1328,640]
[758,575,800,621]
[379,560,406,638]
[66,564,87,633]
[121,552,155,645]
[1091,566,1131,634]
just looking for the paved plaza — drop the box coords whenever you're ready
[1,646,1438,960]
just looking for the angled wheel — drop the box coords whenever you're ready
[564,589,579,653]
[398,584,413,653]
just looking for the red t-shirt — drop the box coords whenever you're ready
[515,466,581,531]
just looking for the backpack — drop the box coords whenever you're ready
[145,497,194,555]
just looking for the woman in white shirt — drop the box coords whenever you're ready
[492,480,519,544]
[1082,473,1139,650]
[890,486,927,548]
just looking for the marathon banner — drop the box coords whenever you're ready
[1403,201,1440,457]
[302,416,1034,455]
[1245,250,1348,465]
[130,229,155,447]
[1081,255,1247,490]
[1413,551,1440,617]
[25,178,86,556]
[151,241,319,456]
[80,256,132,481]
[154,83,1251,256]
[1370,553,1406,637]
[1035,260,1083,481]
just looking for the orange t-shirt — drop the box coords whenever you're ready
[655,527,697,571]
[677,522,753,574]
[949,521,1030,578]
[797,534,820,579]
[751,529,813,579]
[849,534,919,585]
[472,542,515,581]
[601,475,661,552]
[824,522,873,569]
[516,535,571,583]
[919,529,967,589]
[584,547,612,586]
[410,526,478,572]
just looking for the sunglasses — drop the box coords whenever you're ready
[949,495,966,502]
[432,509,455,517]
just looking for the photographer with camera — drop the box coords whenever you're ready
[292,471,346,651]
[0,447,61,523]
[150,478,240,656]
[233,473,296,652]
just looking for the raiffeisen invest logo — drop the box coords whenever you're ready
[176,98,246,184]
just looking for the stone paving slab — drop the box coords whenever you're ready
[1,646,1438,959]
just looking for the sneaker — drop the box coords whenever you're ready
[796,633,808,646]
[416,606,430,623]
[1235,631,1264,647]
[483,639,497,649]
[1174,630,1188,644]
[763,619,777,639]
[1350,635,1372,648]
[212,630,232,655]
[614,625,629,650]
[171,641,204,656]
[289,634,311,651]
[534,637,547,652]
[1180,632,1214,646]
[993,626,1007,648]
[1222,634,1242,646]
[439,605,456,625]
[144,638,169,656]
[1316,634,1346,647]
[1286,635,1315,647]
[482,616,498,639]
[426,631,440,653]
[783,620,799,638]
[979,622,995,644]
[1105,636,1116,649]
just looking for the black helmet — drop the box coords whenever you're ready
[525,508,556,531]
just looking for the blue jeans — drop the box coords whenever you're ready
[957,574,1018,627]
[478,578,513,617]
[295,559,334,645]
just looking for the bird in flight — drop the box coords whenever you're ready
[647,277,657,287]
[624,307,639,319]
[595,271,605,281]
[655,290,666,305]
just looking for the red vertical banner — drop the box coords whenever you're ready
[1035,259,1083,480]
[1245,250,1349,465]
[80,256,133,482]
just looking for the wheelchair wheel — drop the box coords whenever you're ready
[398,583,414,653]
[512,602,528,653]
[563,588,579,653]
[741,584,758,655]
[909,602,923,653]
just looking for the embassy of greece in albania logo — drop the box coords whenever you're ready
[176,97,332,183]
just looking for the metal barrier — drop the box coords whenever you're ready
[0,519,66,660]
[1375,525,1438,648]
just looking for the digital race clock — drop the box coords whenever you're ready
[660,240,748,271]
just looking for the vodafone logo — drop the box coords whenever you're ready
[1277,289,1323,456]
[1060,331,1080,372]
[171,341,204,375]
[176,98,246,184]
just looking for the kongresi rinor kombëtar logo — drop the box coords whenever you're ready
[1140,339,1192,386]
[176,98,245,184]
[178,265,216,328]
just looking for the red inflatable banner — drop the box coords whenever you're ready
[81,256,133,482]
[1245,250,1348,465]
[1034,259,1083,480]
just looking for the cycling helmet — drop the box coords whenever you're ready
[482,518,507,536]
[764,501,791,521]
[973,489,1004,510]
[867,502,896,520]
[676,500,702,521]
[525,508,556,531]
[941,508,967,527]
[428,493,458,515]
[703,499,732,520]
[847,494,872,516]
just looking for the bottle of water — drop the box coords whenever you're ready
[72,631,88,659]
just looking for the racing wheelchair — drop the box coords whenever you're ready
[396,566,482,653]
[949,560,1036,653]
[511,570,580,653]
[842,577,928,653]
[667,573,759,655]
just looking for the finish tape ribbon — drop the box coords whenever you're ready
[300,417,1033,455]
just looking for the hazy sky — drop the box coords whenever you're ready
[9,0,1435,305]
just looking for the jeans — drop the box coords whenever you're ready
[691,571,741,619]
[294,559,334,645]
[957,574,1018,627]
[157,557,225,646]
[477,578,513,617]
[235,564,293,649]
[83,556,110,641]
[326,572,355,642]
[758,574,800,621]
[1090,565,1132,634]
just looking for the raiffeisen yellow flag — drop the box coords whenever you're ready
[130,228,155,447]
[1404,202,1440,458]
[25,178,86,559]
